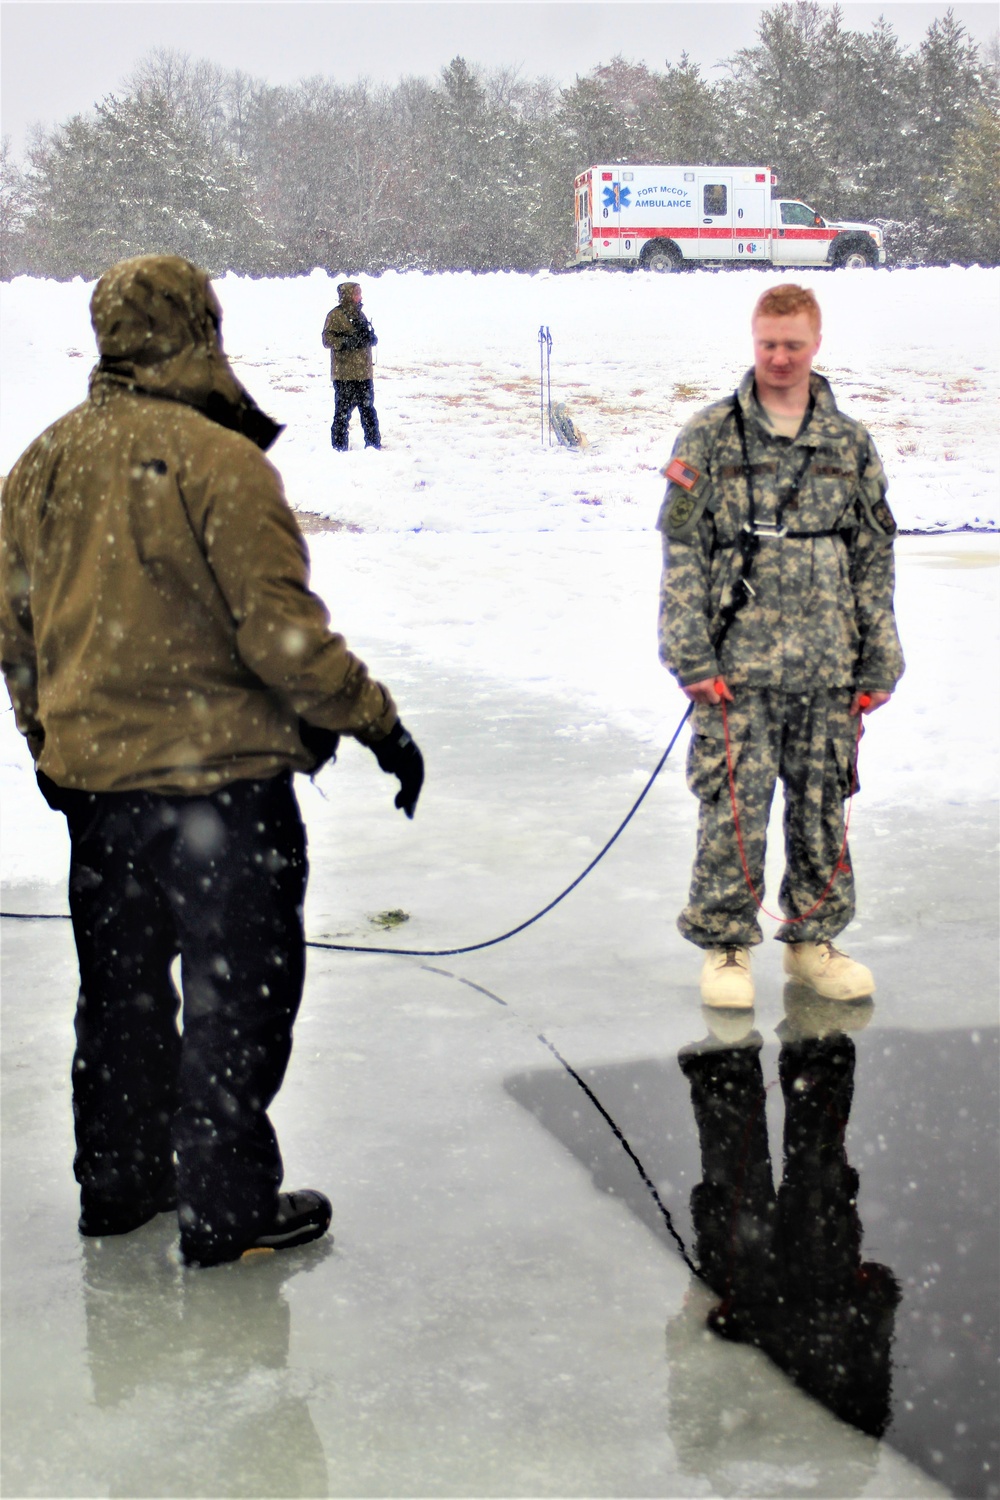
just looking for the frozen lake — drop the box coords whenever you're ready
[3,538,998,1497]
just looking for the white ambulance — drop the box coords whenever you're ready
[572,165,885,270]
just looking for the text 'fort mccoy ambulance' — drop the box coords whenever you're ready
[573,166,886,270]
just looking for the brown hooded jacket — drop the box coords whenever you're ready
[0,255,396,795]
[322,282,376,381]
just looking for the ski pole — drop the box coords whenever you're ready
[538,326,553,446]
[538,326,546,445]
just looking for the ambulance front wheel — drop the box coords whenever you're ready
[641,242,684,273]
[832,238,879,270]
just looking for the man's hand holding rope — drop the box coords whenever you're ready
[683,676,735,706]
[683,677,891,718]
[849,689,891,716]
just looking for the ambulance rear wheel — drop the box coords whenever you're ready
[642,242,684,273]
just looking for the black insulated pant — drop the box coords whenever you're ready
[54,772,307,1263]
[332,379,380,449]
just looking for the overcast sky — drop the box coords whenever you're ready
[2,1,997,155]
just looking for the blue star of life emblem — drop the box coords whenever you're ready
[602,184,631,210]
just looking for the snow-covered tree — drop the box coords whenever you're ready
[417,57,550,271]
[5,17,998,280]
[657,55,724,164]
[931,103,1000,264]
[18,85,272,278]
[906,11,988,182]
[0,136,29,278]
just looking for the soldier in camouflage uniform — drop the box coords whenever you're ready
[658,285,904,1008]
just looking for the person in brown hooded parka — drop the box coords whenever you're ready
[0,255,424,1267]
[322,281,381,450]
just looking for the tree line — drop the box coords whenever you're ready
[2,3,997,280]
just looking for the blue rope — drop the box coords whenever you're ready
[0,704,694,958]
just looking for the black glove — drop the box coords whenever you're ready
[340,314,377,350]
[337,327,373,352]
[370,720,424,818]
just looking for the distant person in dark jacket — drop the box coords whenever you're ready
[322,282,381,450]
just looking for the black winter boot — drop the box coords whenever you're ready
[183,1189,332,1268]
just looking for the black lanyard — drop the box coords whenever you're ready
[732,396,818,533]
[713,395,818,652]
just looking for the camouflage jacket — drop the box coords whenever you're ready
[657,369,904,693]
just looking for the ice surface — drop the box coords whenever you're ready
[506,1027,1000,1498]
[3,649,996,1496]
[2,532,996,895]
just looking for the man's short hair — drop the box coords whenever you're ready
[753,284,822,334]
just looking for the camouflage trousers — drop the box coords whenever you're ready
[678,689,859,949]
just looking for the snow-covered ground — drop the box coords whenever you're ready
[3,265,997,535]
[1,266,998,893]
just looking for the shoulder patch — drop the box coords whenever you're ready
[667,489,698,529]
[871,497,896,535]
[657,403,732,538]
[657,462,712,539]
[853,433,896,537]
[664,457,700,491]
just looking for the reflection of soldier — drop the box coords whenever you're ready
[676,994,900,1438]
[82,1232,329,1496]
[658,284,904,1008]
[322,281,381,450]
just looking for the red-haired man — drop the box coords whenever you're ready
[658,284,902,1009]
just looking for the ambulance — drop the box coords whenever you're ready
[572,165,885,270]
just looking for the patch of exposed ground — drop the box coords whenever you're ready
[294,512,364,534]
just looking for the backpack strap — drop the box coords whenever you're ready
[713,395,821,652]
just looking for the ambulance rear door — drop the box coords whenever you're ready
[575,174,593,258]
[733,181,768,262]
[595,169,625,259]
[697,175,734,259]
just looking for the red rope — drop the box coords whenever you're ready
[720,693,866,925]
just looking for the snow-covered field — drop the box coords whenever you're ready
[1,266,997,891]
[4,265,996,535]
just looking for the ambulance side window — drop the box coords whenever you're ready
[703,184,727,216]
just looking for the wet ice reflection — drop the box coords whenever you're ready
[678,992,899,1437]
[505,1000,999,1497]
[80,1229,331,1497]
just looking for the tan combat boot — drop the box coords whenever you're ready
[782,940,875,1000]
[700,946,754,1009]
